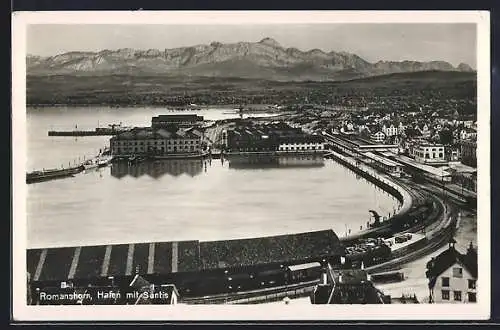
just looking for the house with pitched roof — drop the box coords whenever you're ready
[459,128,477,141]
[382,123,398,137]
[425,238,477,304]
[370,131,386,143]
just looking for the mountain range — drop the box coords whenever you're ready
[27,37,475,81]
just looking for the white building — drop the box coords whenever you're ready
[426,239,477,304]
[382,124,398,137]
[278,141,325,152]
[417,124,431,138]
[460,128,477,141]
[398,122,406,135]
[370,131,386,143]
[413,143,445,164]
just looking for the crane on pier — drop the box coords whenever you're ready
[369,210,382,227]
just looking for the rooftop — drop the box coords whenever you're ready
[111,127,200,141]
[363,152,401,167]
[332,269,369,285]
[396,155,451,177]
[199,230,344,270]
[152,114,204,122]
[27,230,345,282]
[425,242,478,288]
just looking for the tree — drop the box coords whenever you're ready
[438,128,453,145]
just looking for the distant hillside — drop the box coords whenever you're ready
[26,70,477,107]
[27,37,474,82]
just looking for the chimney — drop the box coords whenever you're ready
[338,275,343,283]
[467,241,476,255]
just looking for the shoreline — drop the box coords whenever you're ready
[27,103,282,110]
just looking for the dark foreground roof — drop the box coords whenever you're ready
[27,241,200,282]
[311,269,387,304]
[199,230,344,270]
[27,230,344,282]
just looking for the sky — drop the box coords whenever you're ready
[27,23,477,68]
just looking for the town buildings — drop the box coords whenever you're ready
[382,123,399,137]
[425,238,477,304]
[311,106,477,170]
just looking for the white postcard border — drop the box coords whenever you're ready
[12,10,491,321]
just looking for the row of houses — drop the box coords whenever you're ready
[347,122,477,144]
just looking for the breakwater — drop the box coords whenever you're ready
[48,130,117,136]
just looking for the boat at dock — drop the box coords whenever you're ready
[26,165,84,184]
[97,156,113,167]
[82,153,114,170]
[83,159,99,171]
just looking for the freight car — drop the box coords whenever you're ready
[344,238,392,269]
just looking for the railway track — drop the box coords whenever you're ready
[320,136,463,281]
[365,185,456,274]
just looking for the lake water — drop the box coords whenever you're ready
[25,107,399,249]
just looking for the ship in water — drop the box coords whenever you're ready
[26,165,84,184]
[82,159,99,171]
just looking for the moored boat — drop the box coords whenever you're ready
[83,159,99,171]
[97,155,113,167]
[26,165,84,184]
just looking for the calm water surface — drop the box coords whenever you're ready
[26,107,399,248]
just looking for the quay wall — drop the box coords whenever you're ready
[326,151,413,242]
[326,151,406,204]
